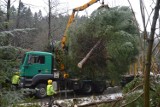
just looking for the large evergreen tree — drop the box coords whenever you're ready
[67,6,139,82]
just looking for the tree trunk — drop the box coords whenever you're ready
[48,0,51,45]
[78,39,101,68]
[144,0,160,107]
[16,0,21,28]
[5,0,10,30]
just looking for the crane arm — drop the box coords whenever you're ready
[61,0,100,49]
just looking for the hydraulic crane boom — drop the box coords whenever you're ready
[61,0,100,49]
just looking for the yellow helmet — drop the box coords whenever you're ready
[48,80,52,84]
[64,73,69,79]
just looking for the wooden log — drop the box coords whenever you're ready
[77,39,101,68]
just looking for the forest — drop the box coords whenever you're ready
[0,0,160,107]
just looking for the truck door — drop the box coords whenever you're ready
[25,54,49,77]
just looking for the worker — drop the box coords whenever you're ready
[47,79,56,107]
[11,72,20,90]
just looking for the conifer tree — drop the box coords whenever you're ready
[67,6,139,82]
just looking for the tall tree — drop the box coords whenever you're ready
[16,0,21,28]
[37,10,42,20]
[17,2,33,28]
[48,0,51,50]
[144,0,160,107]
[5,0,10,30]
[45,0,60,51]
[33,10,43,28]
[9,6,17,29]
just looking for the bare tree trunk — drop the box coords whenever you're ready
[78,39,101,68]
[144,1,160,107]
[5,0,10,30]
[16,0,21,28]
[140,0,147,75]
[48,0,51,44]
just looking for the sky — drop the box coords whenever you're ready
[12,0,141,15]
[0,0,156,31]
[12,0,155,30]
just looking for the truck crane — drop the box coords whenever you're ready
[18,0,106,98]
[61,0,103,50]
[59,0,104,79]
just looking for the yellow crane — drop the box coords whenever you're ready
[58,0,105,72]
[61,0,104,50]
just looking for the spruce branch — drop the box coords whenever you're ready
[120,92,144,107]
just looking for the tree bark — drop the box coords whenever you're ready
[139,0,147,75]
[5,0,10,30]
[16,0,21,28]
[144,1,160,107]
[78,39,101,68]
[48,0,51,46]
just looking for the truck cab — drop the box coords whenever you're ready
[19,51,58,98]
[20,51,53,77]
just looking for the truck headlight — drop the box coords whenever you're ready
[19,77,25,87]
[19,82,24,88]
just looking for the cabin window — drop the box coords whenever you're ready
[28,55,45,64]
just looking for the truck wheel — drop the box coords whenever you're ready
[83,83,92,94]
[95,85,106,93]
[35,83,47,98]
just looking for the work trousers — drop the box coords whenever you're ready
[11,84,19,90]
[48,95,53,107]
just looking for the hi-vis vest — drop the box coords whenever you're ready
[12,75,20,84]
[47,85,55,96]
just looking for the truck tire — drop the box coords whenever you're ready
[94,85,106,93]
[82,83,92,94]
[35,83,47,98]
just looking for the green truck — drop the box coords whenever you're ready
[19,51,107,98]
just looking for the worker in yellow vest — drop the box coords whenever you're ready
[47,79,56,107]
[11,72,20,90]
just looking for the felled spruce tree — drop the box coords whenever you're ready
[67,6,139,82]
